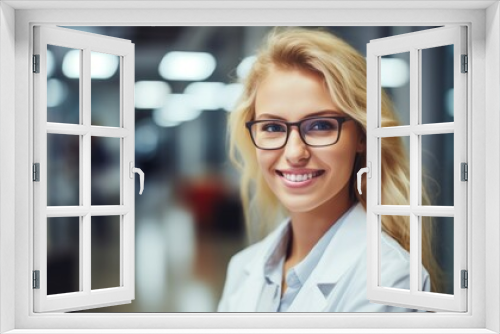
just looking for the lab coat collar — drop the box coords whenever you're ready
[241,202,367,311]
[243,218,291,277]
[287,202,367,311]
[236,221,290,312]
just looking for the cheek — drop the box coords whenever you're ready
[324,145,357,175]
[256,150,278,176]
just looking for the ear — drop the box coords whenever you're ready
[356,134,366,153]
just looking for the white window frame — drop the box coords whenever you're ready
[0,1,498,333]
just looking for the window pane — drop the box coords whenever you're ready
[91,137,121,205]
[91,52,120,127]
[47,217,80,295]
[47,45,80,124]
[380,52,410,127]
[421,216,454,295]
[421,45,454,124]
[91,216,121,290]
[421,133,454,206]
[380,215,410,291]
[47,134,80,206]
[381,136,410,205]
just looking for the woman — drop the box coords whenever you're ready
[218,28,440,312]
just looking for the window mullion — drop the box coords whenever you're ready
[409,47,420,294]
[82,47,92,294]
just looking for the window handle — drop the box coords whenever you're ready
[129,162,145,195]
[357,162,371,195]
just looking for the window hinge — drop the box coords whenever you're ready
[461,163,468,181]
[33,54,40,73]
[461,270,468,289]
[33,163,40,182]
[33,270,40,289]
[461,54,468,73]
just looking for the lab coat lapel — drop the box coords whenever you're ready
[286,203,367,312]
[231,221,290,312]
[228,270,264,312]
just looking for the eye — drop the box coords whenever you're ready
[307,119,338,131]
[260,122,286,133]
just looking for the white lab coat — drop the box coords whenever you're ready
[217,202,430,312]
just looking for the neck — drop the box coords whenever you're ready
[287,186,354,263]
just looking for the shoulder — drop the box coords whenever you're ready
[379,232,430,291]
[217,222,288,312]
[380,232,410,264]
[226,241,262,275]
[223,221,288,283]
[380,232,410,287]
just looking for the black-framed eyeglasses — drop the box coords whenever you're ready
[245,116,353,150]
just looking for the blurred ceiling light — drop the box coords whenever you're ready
[46,49,55,78]
[236,55,256,79]
[158,51,216,81]
[221,83,244,112]
[152,94,202,127]
[62,50,119,79]
[47,79,68,107]
[135,81,171,109]
[381,58,409,88]
[184,82,225,110]
[151,115,180,128]
[91,52,120,79]
[62,50,80,79]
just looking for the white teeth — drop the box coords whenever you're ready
[282,172,320,182]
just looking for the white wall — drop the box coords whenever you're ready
[0,2,16,333]
[485,2,500,333]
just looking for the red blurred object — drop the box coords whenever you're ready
[178,175,230,229]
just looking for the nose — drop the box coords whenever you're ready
[284,127,310,164]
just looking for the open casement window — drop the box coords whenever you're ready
[365,26,467,312]
[33,26,138,312]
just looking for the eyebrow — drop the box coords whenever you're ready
[255,110,343,120]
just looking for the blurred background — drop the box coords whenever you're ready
[45,26,454,312]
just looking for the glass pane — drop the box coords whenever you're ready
[421,133,454,206]
[91,216,121,290]
[47,134,80,206]
[91,137,121,205]
[421,45,454,124]
[47,217,80,295]
[381,136,410,205]
[47,45,80,124]
[91,52,120,127]
[380,215,410,291]
[380,52,410,127]
[421,216,454,294]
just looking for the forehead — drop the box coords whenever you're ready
[254,67,340,120]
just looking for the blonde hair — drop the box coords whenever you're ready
[228,27,444,293]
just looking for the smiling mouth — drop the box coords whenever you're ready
[276,170,325,182]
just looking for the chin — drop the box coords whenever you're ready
[280,198,321,214]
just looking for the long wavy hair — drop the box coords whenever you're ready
[227,27,444,293]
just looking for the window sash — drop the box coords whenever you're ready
[32,25,136,313]
[366,26,468,312]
